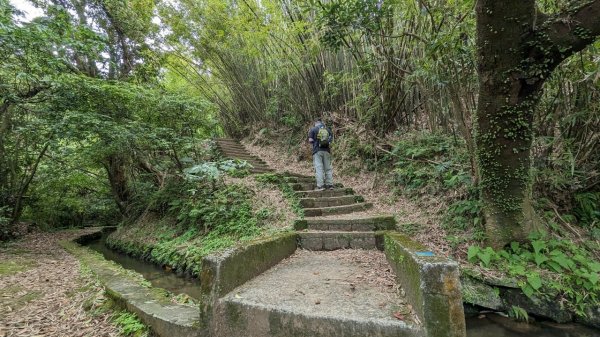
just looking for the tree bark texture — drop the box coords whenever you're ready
[475,0,600,248]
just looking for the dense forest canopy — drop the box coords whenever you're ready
[1,0,599,250]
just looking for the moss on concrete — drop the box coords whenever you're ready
[62,233,204,337]
[383,232,466,337]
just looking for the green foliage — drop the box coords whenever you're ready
[113,312,149,337]
[467,232,600,316]
[508,305,529,322]
[388,132,472,195]
[573,192,600,227]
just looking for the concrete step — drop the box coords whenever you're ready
[300,195,363,208]
[285,176,315,183]
[218,250,423,337]
[303,202,373,217]
[297,231,381,250]
[250,168,274,174]
[294,215,396,231]
[217,147,253,154]
[218,149,252,156]
[222,154,266,163]
[282,172,313,179]
[295,188,354,198]
[290,182,343,191]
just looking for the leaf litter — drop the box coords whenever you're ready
[0,229,121,337]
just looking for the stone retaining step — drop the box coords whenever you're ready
[285,176,316,183]
[290,182,344,191]
[250,168,274,173]
[216,144,248,150]
[300,195,363,208]
[218,149,258,156]
[218,250,423,337]
[303,202,373,217]
[294,215,396,231]
[298,231,380,250]
[295,188,354,198]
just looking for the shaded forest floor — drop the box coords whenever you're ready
[0,229,121,337]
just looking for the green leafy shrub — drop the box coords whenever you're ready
[467,231,600,316]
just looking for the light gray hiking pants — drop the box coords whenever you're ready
[313,151,333,188]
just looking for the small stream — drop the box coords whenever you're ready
[86,238,202,299]
[466,314,599,337]
[86,239,599,336]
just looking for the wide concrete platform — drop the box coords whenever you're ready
[217,250,424,337]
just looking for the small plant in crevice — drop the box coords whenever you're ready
[467,231,600,317]
[508,305,529,322]
[113,311,150,337]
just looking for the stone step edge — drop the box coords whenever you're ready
[303,202,373,217]
[294,215,396,231]
[217,298,423,337]
[299,195,364,203]
[295,188,355,197]
[297,231,382,251]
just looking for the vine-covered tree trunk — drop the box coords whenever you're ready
[475,0,600,248]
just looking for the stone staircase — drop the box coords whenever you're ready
[215,138,274,174]
[208,138,465,337]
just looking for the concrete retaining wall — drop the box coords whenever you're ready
[199,232,298,327]
[383,232,466,337]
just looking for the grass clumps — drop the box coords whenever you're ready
[0,259,37,276]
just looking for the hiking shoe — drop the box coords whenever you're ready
[315,186,325,191]
[325,185,334,190]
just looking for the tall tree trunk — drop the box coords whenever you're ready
[475,0,600,248]
[105,154,130,215]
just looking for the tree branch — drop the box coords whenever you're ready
[541,0,600,65]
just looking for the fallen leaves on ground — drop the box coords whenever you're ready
[0,229,121,337]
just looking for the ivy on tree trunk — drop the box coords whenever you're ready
[475,0,600,248]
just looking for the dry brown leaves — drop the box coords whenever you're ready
[225,176,296,229]
[0,229,121,337]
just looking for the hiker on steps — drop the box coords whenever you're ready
[308,119,334,191]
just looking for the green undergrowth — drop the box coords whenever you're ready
[253,173,305,218]
[467,231,600,317]
[106,161,287,277]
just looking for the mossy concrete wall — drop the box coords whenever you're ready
[63,230,205,337]
[200,232,298,327]
[383,232,466,337]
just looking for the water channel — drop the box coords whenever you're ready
[86,238,600,337]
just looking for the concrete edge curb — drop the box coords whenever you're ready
[199,231,298,327]
[61,229,205,337]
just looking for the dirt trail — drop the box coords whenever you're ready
[0,229,120,337]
